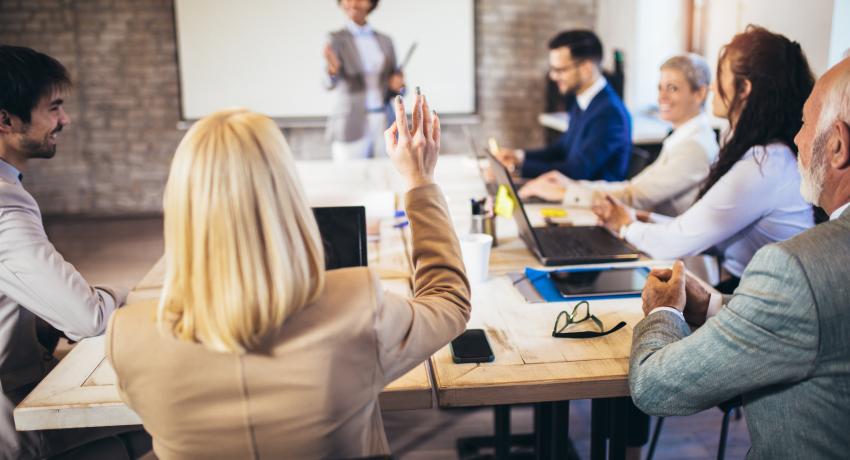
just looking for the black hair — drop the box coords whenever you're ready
[548,30,603,64]
[698,25,815,198]
[0,45,70,124]
[336,0,379,13]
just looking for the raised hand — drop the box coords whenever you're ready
[384,93,440,191]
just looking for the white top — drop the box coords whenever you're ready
[346,20,386,111]
[563,112,719,216]
[576,75,608,111]
[624,143,814,277]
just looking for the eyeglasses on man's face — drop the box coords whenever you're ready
[548,60,582,77]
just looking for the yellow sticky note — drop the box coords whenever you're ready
[494,184,516,218]
[540,208,568,218]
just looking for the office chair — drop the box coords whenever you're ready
[646,397,743,460]
[626,146,652,179]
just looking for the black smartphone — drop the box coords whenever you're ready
[450,329,495,364]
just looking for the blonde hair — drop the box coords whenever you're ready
[158,109,325,353]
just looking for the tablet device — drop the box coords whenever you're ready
[312,206,367,269]
[551,267,649,299]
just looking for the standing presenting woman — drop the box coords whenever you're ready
[595,26,816,293]
[324,0,405,161]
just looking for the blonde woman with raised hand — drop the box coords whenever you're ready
[106,94,470,460]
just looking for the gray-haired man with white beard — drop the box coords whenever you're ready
[628,57,850,460]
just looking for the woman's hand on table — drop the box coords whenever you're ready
[592,193,635,236]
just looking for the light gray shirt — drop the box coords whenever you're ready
[0,162,125,459]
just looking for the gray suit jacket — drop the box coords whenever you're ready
[324,29,396,142]
[630,209,850,459]
[0,166,125,459]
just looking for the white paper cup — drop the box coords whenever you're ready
[460,233,493,284]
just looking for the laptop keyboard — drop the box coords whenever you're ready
[534,226,636,258]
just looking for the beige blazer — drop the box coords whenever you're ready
[106,184,471,460]
[0,165,124,460]
[324,28,397,142]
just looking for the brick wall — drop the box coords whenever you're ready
[0,0,595,215]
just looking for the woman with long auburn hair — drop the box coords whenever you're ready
[105,94,470,459]
[596,25,816,293]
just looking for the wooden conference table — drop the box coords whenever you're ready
[16,156,662,460]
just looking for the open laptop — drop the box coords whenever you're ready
[462,127,555,204]
[312,206,368,269]
[486,151,641,266]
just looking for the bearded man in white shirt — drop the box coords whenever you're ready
[0,45,150,460]
[630,57,850,460]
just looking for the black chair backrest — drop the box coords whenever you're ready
[626,146,652,179]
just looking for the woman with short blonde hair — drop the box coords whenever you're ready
[107,94,470,459]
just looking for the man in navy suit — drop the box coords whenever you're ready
[495,30,632,181]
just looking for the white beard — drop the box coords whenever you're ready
[798,132,829,206]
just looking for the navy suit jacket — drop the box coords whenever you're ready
[522,84,632,180]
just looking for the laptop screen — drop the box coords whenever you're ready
[485,152,546,253]
[312,206,368,269]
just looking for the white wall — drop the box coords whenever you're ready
[704,0,838,77]
[829,0,850,66]
[596,0,688,109]
[174,0,476,120]
[598,0,850,112]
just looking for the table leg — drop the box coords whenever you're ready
[590,399,608,460]
[495,405,511,459]
[608,397,628,460]
[551,400,570,460]
[534,402,552,459]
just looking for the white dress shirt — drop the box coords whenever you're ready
[563,112,719,216]
[576,75,608,111]
[624,143,813,278]
[346,20,386,111]
[830,202,850,221]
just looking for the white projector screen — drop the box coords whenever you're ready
[174,0,476,120]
